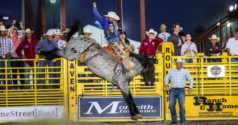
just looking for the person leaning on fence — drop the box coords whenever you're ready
[168,23,183,56]
[0,25,14,89]
[204,34,222,62]
[35,30,60,89]
[139,29,163,86]
[165,58,193,125]
[9,27,25,89]
[225,28,238,62]
[16,28,39,89]
[181,33,197,63]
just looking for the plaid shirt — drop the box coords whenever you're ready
[165,68,194,88]
[0,37,14,56]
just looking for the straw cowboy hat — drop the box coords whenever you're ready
[24,28,34,33]
[146,29,158,37]
[83,29,92,34]
[44,30,55,36]
[55,31,63,36]
[104,11,120,20]
[209,34,220,42]
[175,58,185,63]
[0,25,7,31]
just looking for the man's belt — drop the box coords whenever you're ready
[171,88,185,90]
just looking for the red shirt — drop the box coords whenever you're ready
[139,38,163,56]
[16,38,39,66]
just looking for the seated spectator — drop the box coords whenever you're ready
[181,34,197,63]
[205,34,222,62]
[139,28,163,86]
[226,28,238,62]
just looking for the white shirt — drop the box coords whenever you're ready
[225,37,238,55]
[158,32,170,42]
[57,39,67,49]
[181,41,197,56]
[165,68,194,89]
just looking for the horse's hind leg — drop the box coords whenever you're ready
[117,81,142,120]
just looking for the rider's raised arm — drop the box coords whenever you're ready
[92,2,108,30]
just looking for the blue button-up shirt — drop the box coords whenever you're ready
[165,68,194,88]
[35,39,58,54]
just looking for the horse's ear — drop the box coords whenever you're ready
[75,20,83,35]
[66,20,83,42]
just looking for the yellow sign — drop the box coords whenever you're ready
[186,96,238,118]
[166,96,238,120]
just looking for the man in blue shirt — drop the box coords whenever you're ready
[165,59,193,125]
[35,30,60,88]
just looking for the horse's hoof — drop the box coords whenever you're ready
[131,115,138,120]
[131,114,143,120]
[136,114,143,119]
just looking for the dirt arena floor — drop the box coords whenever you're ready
[1,120,238,125]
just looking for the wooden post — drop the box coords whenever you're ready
[140,0,146,41]
[35,0,46,39]
[117,0,123,30]
[60,0,66,30]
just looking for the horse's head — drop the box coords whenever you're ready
[64,36,95,60]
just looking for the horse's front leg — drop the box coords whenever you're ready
[117,81,142,120]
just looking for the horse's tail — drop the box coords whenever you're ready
[66,20,84,42]
[129,53,146,67]
[129,53,155,86]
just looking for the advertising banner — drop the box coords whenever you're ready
[0,105,64,121]
[79,96,161,118]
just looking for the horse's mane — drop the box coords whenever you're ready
[66,20,83,42]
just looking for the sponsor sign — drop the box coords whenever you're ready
[0,105,64,121]
[187,96,238,118]
[207,65,225,77]
[79,96,161,118]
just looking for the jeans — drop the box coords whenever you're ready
[231,58,238,62]
[0,57,12,90]
[11,57,25,89]
[24,62,34,89]
[37,59,60,89]
[169,88,186,124]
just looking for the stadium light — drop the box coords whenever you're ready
[235,4,237,10]
[50,0,56,4]
[216,22,220,26]
[229,5,234,12]
[227,22,231,27]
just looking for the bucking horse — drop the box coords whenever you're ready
[50,22,153,120]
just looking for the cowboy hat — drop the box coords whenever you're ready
[0,25,7,31]
[44,29,55,36]
[175,58,185,63]
[83,29,92,34]
[209,34,220,42]
[55,31,63,36]
[146,29,158,37]
[24,28,34,33]
[104,11,120,20]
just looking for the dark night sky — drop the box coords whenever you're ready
[0,0,237,41]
